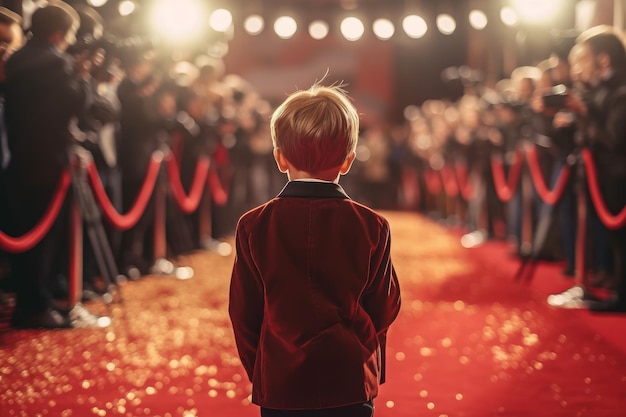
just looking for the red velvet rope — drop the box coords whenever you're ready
[424,169,442,195]
[165,154,211,214]
[87,152,163,230]
[208,169,229,206]
[491,150,523,202]
[525,146,571,205]
[440,165,459,198]
[0,170,72,253]
[581,148,626,230]
[454,162,473,200]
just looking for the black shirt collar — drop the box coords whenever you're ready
[277,181,351,199]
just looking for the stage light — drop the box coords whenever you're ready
[309,20,329,40]
[340,17,364,41]
[469,10,487,30]
[500,6,519,27]
[87,0,108,7]
[436,14,456,35]
[209,9,233,33]
[244,15,264,35]
[274,16,297,39]
[373,18,395,40]
[511,0,563,24]
[118,1,135,17]
[402,15,427,39]
[150,0,207,43]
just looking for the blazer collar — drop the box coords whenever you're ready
[277,181,351,199]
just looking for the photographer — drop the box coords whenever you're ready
[531,55,580,277]
[69,6,124,300]
[564,26,626,311]
[3,2,104,328]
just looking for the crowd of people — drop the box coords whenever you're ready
[378,24,626,312]
[0,2,284,329]
[0,1,624,330]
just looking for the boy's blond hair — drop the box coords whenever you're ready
[270,83,359,175]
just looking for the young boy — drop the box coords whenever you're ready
[229,82,401,417]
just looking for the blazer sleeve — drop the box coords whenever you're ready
[228,219,265,382]
[361,218,401,334]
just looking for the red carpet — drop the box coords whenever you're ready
[1,211,625,417]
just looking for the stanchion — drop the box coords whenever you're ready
[71,157,123,303]
[68,187,83,307]
[520,165,534,257]
[153,167,167,262]
[199,186,212,247]
[575,155,587,286]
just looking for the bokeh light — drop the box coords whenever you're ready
[244,15,264,35]
[468,10,488,30]
[511,0,564,24]
[436,14,456,35]
[209,9,233,33]
[150,0,207,43]
[309,20,329,40]
[87,0,108,7]
[340,16,365,41]
[372,18,395,40]
[500,6,519,27]
[118,1,135,17]
[402,15,428,39]
[274,16,298,39]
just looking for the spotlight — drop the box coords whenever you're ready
[436,14,456,35]
[373,18,394,40]
[469,10,487,30]
[340,17,364,41]
[274,16,297,39]
[149,0,208,43]
[87,0,108,7]
[309,20,329,40]
[209,9,233,33]
[402,15,427,39]
[244,15,264,35]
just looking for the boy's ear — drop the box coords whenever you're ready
[273,148,289,173]
[339,151,356,175]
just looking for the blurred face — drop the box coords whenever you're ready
[0,22,21,81]
[56,24,77,53]
[572,43,599,86]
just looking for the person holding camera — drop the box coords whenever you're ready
[3,2,105,328]
[563,26,626,311]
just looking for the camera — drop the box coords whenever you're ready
[541,84,568,110]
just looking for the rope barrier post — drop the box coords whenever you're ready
[153,165,167,262]
[520,165,533,257]
[199,187,212,244]
[575,154,587,285]
[68,187,83,306]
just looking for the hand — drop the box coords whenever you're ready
[552,111,576,128]
[565,92,587,117]
[530,94,545,114]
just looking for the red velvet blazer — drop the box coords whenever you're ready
[229,180,401,410]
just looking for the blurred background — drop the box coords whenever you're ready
[2,0,618,125]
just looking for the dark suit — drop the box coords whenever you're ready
[229,180,401,411]
[3,38,92,315]
[584,72,626,303]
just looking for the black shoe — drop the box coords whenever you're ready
[11,307,71,329]
[588,296,626,313]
